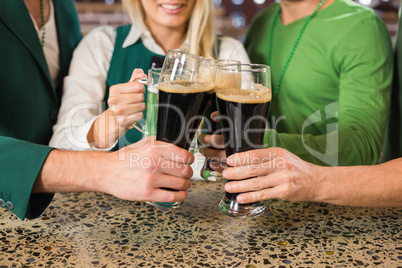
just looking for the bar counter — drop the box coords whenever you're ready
[1,180,401,267]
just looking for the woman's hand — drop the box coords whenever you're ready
[88,69,147,149]
[107,68,147,130]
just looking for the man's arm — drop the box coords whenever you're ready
[316,159,402,207]
[221,147,402,208]
[0,136,55,220]
[1,136,193,220]
[35,137,193,202]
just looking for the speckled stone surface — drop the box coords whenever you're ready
[1,181,402,267]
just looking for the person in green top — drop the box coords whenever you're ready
[243,0,393,166]
[200,1,401,208]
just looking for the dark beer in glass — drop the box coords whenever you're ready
[147,50,215,209]
[157,81,213,150]
[201,60,241,181]
[216,64,271,218]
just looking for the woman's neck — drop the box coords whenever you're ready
[280,0,335,25]
[146,23,187,52]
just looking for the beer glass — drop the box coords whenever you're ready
[156,50,215,149]
[216,64,271,218]
[200,59,241,181]
[137,68,179,209]
[147,50,215,208]
[132,68,160,136]
[143,68,160,137]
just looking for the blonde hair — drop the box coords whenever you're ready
[122,0,217,59]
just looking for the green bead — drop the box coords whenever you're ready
[202,170,211,180]
[40,0,46,49]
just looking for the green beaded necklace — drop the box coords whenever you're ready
[267,0,325,95]
[40,0,45,47]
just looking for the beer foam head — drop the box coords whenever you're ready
[216,86,272,103]
[159,80,214,94]
[215,72,242,92]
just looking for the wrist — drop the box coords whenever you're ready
[90,109,124,149]
[310,165,334,203]
[36,150,108,193]
[105,109,129,136]
[313,165,355,205]
[80,151,112,193]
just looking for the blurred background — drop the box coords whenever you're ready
[75,0,400,41]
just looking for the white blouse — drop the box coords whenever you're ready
[49,24,250,151]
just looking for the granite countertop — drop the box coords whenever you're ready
[1,180,401,267]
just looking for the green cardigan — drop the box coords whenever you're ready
[0,0,81,220]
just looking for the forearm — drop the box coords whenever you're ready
[87,109,124,149]
[34,138,194,204]
[315,159,402,207]
[33,149,106,193]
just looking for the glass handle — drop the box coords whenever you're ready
[129,78,148,133]
[137,78,148,84]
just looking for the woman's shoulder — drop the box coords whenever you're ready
[70,25,117,64]
[83,26,117,43]
[218,36,250,63]
[218,36,244,47]
[74,26,117,54]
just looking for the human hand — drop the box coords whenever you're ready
[99,136,194,203]
[107,68,147,130]
[223,147,322,203]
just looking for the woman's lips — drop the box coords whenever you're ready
[160,3,185,14]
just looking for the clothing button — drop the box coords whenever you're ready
[6,201,14,210]
[50,110,58,121]
[0,199,5,207]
